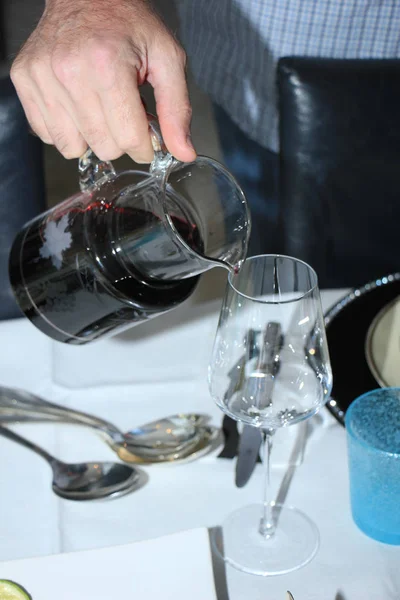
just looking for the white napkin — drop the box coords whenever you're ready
[51,296,221,389]
[0,318,52,394]
[51,268,227,389]
[0,528,217,600]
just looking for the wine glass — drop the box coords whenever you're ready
[208,254,332,576]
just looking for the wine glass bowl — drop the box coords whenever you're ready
[209,255,332,429]
[208,254,333,576]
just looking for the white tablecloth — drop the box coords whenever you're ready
[0,272,399,599]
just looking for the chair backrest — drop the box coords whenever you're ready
[278,57,400,288]
[0,75,46,319]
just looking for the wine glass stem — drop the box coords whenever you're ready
[259,428,276,539]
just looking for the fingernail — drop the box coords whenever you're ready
[133,157,152,165]
[128,153,152,165]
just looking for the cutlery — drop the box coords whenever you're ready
[0,425,145,500]
[235,425,263,488]
[235,323,283,488]
[219,329,260,459]
[235,328,261,487]
[218,414,239,459]
[0,386,219,464]
[115,424,222,464]
[218,361,245,459]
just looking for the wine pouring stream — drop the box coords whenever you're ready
[9,116,251,344]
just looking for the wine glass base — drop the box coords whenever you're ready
[212,503,320,577]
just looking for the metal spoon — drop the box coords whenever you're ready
[0,386,212,462]
[0,424,145,500]
[0,414,222,465]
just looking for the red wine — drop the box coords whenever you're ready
[9,201,201,344]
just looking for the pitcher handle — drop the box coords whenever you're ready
[148,114,179,178]
[78,114,177,191]
[78,149,116,192]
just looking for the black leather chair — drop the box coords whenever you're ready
[0,75,46,319]
[278,57,400,288]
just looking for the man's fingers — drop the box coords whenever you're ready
[70,91,124,161]
[13,62,87,158]
[149,45,196,163]
[11,70,53,144]
[52,37,152,163]
[21,97,53,145]
[98,70,154,163]
[38,98,87,158]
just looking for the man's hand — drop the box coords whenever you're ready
[11,0,196,163]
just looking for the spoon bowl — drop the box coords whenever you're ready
[0,425,146,500]
[119,413,206,454]
[116,425,223,465]
[51,461,144,500]
[0,386,216,463]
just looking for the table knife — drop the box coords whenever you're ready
[219,328,260,459]
[235,425,263,487]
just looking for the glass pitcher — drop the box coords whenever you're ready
[9,117,251,344]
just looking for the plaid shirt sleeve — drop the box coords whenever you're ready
[175,0,400,152]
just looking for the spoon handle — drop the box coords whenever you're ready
[0,424,55,464]
[0,386,121,438]
[0,412,77,424]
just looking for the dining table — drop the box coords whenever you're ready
[0,269,399,600]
